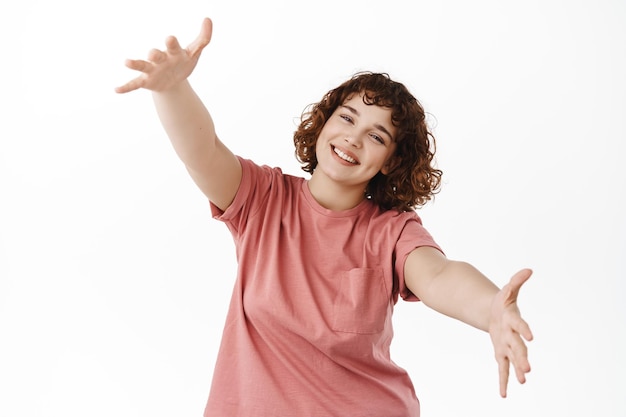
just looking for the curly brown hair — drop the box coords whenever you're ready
[293,72,442,212]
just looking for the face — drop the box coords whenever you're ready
[313,93,397,190]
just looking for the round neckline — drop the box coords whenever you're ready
[301,180,371,218]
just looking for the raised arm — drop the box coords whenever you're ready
[404,246,533,398]
[116,18,241,211]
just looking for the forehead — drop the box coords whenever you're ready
[341,94,393,120]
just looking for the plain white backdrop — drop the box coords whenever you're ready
[1,0,625,416]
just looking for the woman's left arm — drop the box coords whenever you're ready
[404,246,533,397]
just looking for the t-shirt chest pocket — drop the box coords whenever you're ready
[331,267,389,334]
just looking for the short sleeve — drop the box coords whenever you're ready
[210,157,280,237]
[393,216,443,302]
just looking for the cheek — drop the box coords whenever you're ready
[316,125,338,149]
[313,140,328,163]
[379,149,398,171]
[377,147,395,163]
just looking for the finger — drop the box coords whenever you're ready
[509,335,531,382]
[497,355,510,398]
[147,48,166,63]
[508,268,532,295]
[500,269,532,306]
[165,35,183,54]
[187,17,213,58]
[124,58,153,73]
[513,356,531,385]
[114,76,145,94]
[512,315,534,342]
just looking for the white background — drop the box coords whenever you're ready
[1,0,625,416]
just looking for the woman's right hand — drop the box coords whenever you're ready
[115,18,213,94]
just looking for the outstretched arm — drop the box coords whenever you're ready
[116,18,241,211]
[404,246,533,397]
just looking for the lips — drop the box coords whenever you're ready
[331,145,359,164]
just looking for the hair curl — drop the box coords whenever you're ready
[293,72,442,212]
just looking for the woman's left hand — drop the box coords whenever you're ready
[488,268,534,397]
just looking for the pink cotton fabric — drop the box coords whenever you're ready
[204,157,441,417]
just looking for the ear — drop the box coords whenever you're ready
[381,155,400,175]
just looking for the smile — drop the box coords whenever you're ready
[332,146,358,164]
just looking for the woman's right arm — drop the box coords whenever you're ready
[116,18,241,211]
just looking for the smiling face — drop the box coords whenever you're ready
[310,93,397,202]
[295,72,441,212]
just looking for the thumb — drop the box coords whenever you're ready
[188,17,213,57]
[506,268,532,301]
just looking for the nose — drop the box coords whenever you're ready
[344,135,361,148]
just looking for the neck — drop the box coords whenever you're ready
[308,173,366,211]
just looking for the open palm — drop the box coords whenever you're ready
[115,18,213,94]
[488,268,534,397]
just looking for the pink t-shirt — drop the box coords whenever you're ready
[204,157,441,417]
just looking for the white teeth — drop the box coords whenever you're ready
[333,147,357,164]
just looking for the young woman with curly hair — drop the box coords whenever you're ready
[117,17,533,417]
[294,71,442,212]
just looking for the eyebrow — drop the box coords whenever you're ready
[341,104,394,141]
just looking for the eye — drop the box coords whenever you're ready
[339,114,354,123]
[370,133,385,144]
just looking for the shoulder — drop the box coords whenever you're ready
[369,207,439,250]
[238,156,283,178]
[238,156,303,188]
[238,157,310,212]
[359,205,435,248]
[367,205,425,229]
[214,157,303,221]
